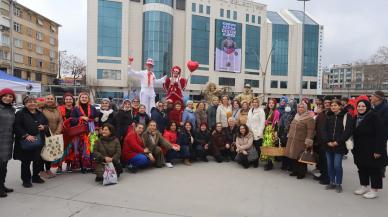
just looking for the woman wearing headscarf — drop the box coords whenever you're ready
[195,101,207,128]
[70,92,99,173]
[285,102,315,179]
[14,95,48,188]
[182,101,196,129]
[41,94,63,178]
[0,88,16,197]
[113,99,134,143]
[262,98,280,171]
[98,98,115,127]
[352,100,387,199]
[237,100,249,125]
[278,100,297,170]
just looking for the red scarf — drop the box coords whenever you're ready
[79,103,91,119]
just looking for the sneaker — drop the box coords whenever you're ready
[335,185,343,193]
[354,186,369,195]
[32,177,45,184]
[165,162,174,168]
[363,190,378,199]
[325,184,336,190]
[22,182,33,188]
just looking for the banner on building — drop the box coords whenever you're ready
[215,20,242,73]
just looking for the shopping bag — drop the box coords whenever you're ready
[41,129,64,161]
[103,162,118,186]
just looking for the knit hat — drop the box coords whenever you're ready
[0,88,16,102]
[372,91,385,100]
[23,95,36,105]
[101,98,110,103]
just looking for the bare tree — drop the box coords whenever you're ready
[370,46,388,64]
[61,54,86,85]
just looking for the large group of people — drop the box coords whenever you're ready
[0,86,387,200]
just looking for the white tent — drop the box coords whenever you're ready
[0,70,41,93]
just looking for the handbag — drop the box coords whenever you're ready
[298,150,317,165]
[103,162,118,186]
[20,135,43,150]
[342,114,354,150]
[41,129,64,162]
[247,145,259,162]
[63,118,88,137]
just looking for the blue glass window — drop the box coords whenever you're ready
[270,80,278,88]
[97,59,121,64]
[227,10,230,19]
[271,24,289,76]
[191,15,210,65]
[220,9,224,17]
[143,11,173,78]
[233,11,237,20]
[303,25,319,76]
[257,16,261,24]
[96,91,124,98]
[191,75,209,84]
[199,4,203,13]
[191,3,196,12]
[219,77,235,86]
[245,25,260,70]
[246,14,249,22]
[280,81,288,89]
[244,79,259,88]
[251,15,255,23]
[206,6,210,15]
[97,0,122,57]
[144,0,173,7]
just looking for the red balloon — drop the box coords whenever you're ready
[187,60,199,72]
[129,56,134,62]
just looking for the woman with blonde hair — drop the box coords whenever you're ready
[216,95,232,128]
[246,98,265,167]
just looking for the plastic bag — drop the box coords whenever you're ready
[103,162,118,186]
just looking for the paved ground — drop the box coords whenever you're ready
[0,155,386,217]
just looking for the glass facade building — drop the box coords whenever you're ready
[144,0,173,6]
[245,25,260,70]
[97,0,122,57]
[142,11,173,78]
[191,15,210,65]
[267,11,289,76]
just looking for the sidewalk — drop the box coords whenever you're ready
[0,156,386,217]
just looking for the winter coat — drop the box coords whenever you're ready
[122,131,144,163]
[285,113,315,159]
[373,101,388,141]
[195,110,208,127]
[278,111,296,147]
[210,131,226,156]
[0,103,15,161]
[352,110,387,167]
[142,130,172,166]
[235,132,257,161]
[222,126,238,145]
[237,109,249,125]
[98,109,116,127]
[321,110,353,155]
[178,131,194,148]
[246,107,265,140]
[151,107,168,133]
[42,107,63,135]
[93,136,121,177]
[163,130,178,144]
[13,108,48,161]
[182,108,197,129]
[168,110,183,126]
[314,111,328,148]
[70,104,98,129]
[113,109,133,139]
[195,129,210,146]
[133,112,150,126]
[216,105,232,128]
[207,104,218,130]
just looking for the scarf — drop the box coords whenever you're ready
[294,111,310,122]
[80,103,89,116]
[100,109,114,122]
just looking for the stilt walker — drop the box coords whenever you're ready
[127,57,166,115]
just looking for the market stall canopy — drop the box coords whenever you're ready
[0,70,41,93]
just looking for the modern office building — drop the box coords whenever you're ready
[87,0,323,100]
[0,0,60,85]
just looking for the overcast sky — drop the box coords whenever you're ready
[17,0,388,66]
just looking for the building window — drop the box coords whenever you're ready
[191,75,209,84]
[14,38,23,48]
[233,11,237,20]
[27,28,32,36]
[271,23,289,76]
[219,77,235,86]
[98,0,122,57]
[36,46,44,54]
[226,10,230,19]
[14,7,21,17]
[220,9,224,17]
[35,73,42,81]
[280,81,288,89]
[191,15,210,65]
[302,81,308,89]
[245,25,260,70]
[310,81,317,89]
[270,80,278,88]
[257,16,261,24]
[1,35,10,47]
[50,50,56,59]
[28,42,33,50]
[14,22,21,32]
[303,25,319,76]
[191,3,196,12]
[14,53,23,63]
[50,25,56,33]
[49,63,56,72]
[244,79,259,88]
[206,6,210,15]
[246,14,249,22]
[251,15,255,23]
[50,37,55,45]
[36,32,43,40]
[176,0,186,10]
[36,59,43,68]
[36,18,44,26]
[0,50,10,60]
[199,4,203,13]
[28,56,32,66]
[143,0,173,6]
[97,69,122,80]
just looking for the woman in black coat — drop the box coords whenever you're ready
[133,104,150,127]
[321,99,353,193]
[14,96,48,188]
[352,100,387,199]
[178,122,194,166]
[113,99,134,143]
[194,123,211,162]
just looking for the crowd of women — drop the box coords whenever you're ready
[0,87,387,199]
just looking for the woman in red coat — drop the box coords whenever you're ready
[168,102,183,127]
[122,123,152,173]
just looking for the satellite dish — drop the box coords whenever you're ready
[26,84,33,91]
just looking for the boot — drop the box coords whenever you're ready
[1,185,14,193]
[252,159,259,168]
[264,160,273,171]
[0,189,7,198]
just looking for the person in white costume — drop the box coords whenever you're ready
[128,57,166,115]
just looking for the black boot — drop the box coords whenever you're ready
[215,155,223,163]
[1,185,13,193]
[264,160,273,171]
[252,159,259,168]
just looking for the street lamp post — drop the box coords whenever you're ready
[297,0,310,101]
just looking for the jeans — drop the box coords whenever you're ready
[180,145,190,159]
[129,154,150,168]
[326,152,343,185]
